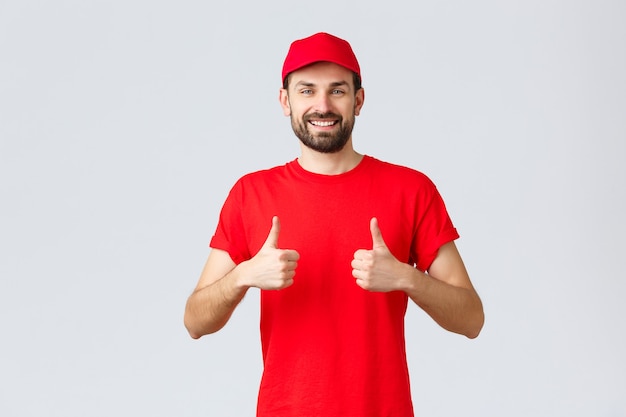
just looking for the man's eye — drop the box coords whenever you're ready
[301,89,313,95]
[332,89,345,95]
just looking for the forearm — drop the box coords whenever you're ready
[402,264,484,339]
[184,267,249,339]
[185,223,300,339]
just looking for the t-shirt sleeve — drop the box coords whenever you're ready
[209,179,251,265]
[412,181,459,272]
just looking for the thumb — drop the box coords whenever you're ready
[263,216,281,248]
[370,217,387,249]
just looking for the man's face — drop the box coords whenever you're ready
[280,62,364,154]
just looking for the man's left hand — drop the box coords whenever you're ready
[351,217,408,292]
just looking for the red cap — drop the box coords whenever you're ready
[281,32,361,84]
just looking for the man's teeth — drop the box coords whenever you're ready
[310,120,336,127]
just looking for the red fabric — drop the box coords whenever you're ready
[210,156,459,417]
[281,32,361,83]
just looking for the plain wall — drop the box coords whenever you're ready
[1,1,624,416]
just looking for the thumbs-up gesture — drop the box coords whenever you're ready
[243,216,300,290]
[351,218,404,292]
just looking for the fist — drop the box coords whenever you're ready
[245,216,300,290]
[351,218,403,292]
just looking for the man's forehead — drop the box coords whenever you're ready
[293,79,350,87]
[289,62,354,85]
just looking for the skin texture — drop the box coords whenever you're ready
[184,61,484,340]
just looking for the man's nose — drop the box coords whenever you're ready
[313,93,332,114]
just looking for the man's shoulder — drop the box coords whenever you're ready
[366,155,435,186]
[228,161,295,191]
[238,161,293,180]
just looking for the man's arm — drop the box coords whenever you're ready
[184,216,300,339]
[351,218,484,339]
[407,241,484,338]
[184,249,245,339]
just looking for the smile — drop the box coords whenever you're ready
[309,120,337,127]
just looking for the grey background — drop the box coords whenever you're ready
[1,1,625,416]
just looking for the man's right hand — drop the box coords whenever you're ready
[240,216,300,290]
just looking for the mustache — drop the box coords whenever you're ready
[304,112,341,121]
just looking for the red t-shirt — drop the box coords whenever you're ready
[210,156,459,417]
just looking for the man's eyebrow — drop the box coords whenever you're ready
[293,80,350,88]
[294,81,315,88]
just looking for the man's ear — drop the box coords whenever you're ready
[279,88,291,116]
[354,88,365,116]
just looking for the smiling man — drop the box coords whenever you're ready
[283,60,361,154]
[184,32,484,417]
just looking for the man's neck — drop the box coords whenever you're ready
[298,142,363,175]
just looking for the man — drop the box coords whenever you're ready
[184,32,484,417]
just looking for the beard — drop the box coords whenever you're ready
[290,111,355,154]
